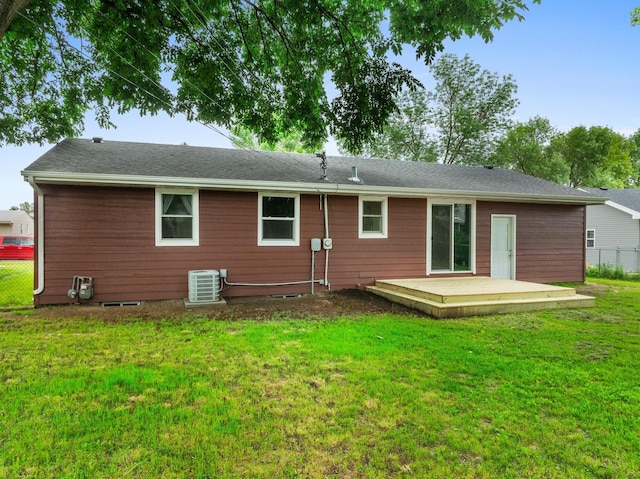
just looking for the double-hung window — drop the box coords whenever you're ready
[359,196,388,238]
[258,193,300,246]
[586,229,595,248]
[155,189,199,246]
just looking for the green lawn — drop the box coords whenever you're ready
[0,261,33,308]
[1,279,639,478]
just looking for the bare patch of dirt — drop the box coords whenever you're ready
[4,289,426,322]
[575,281,612,298]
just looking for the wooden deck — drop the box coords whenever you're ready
[366,277,595,318]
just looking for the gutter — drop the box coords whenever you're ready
[25,176,44,296]
[21,171,608,206]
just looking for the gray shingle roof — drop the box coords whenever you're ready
[583,188,640,212]
[23,138,603,203]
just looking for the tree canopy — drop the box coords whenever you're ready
[548,126,633,188]
[628,129,640,187]
[0,0,536,149]
[342,87,438,162]
[340,54,518,165]
[9,201,34,217]
[230,124,314,154]
[428,53,518,164]
[490,116,569,183]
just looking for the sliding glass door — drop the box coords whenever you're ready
[430,202,473,273]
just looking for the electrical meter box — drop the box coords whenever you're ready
[311,238,322,251]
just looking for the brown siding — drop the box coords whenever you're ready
[326,196,427,290]
[34,186,586,305]
[36,187,428,304]
[476,201,586,283]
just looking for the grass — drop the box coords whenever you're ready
[0,261,33,308]
[586,263,640,281]
[1,279,639,478]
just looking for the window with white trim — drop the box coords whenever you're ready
[258,193,300,246]
[586,229,595,248]
[155,189,199,246]
[359,196,388,238]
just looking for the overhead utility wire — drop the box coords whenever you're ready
[15,7,243,147]
[15,5,327,181]
[13,6,299,178]
[90,5,263,157]
[92,1,322,175]
[169,0,326,172]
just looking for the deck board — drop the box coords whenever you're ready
[367,277,594,318]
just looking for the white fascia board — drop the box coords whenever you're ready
[22,170,603,205]
[604,200,640,219]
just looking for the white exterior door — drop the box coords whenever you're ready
[491,215,516,279]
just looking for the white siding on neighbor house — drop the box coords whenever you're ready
[0,210,34,236]
[586,203,640,271]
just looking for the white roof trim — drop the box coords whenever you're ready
[22,170,606,205]
[604,200,640,219]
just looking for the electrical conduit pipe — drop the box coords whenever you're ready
[323,194,330,289]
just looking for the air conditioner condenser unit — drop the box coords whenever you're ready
[188,270,221,303]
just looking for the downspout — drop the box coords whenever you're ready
[323,194,330,289]
[26,176,44,296]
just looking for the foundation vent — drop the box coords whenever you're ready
[188,270,220,303]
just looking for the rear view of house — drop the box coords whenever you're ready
[22,138,604,306]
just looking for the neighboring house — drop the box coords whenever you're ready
[22,138,604,306]
[583,188,640,272]
[0,209,33,236]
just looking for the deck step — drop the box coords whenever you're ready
[374,277,576,304]
[367,278,595,318]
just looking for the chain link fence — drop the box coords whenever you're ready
[586,248,640,274]
[0,261,34,308]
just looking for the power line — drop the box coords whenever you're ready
[165,0,324,169]
[90,1,326,172]
[13,5,330,180]
[12,6,277,169]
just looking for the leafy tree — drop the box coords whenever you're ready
[632,6,640,25]
[0,0,537,150]
[628,129,640,187]
[490,116,569,183]
[342,88,438,162]
[9,201,34,217]
[550,126,632,188]
[430,54,518,165]
[230,124,316,154]
[341,54,518,165]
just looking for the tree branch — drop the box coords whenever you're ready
[241,0,293,60]
[231,0,255,65]
[0,0,33,39]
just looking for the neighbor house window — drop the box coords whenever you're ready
[359,196,388,238]
[258,193,300,246]
[586,229,595,248]
[429,200,475,273]
[155,189,199,246]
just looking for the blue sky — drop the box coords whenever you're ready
[1,0,639,208]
